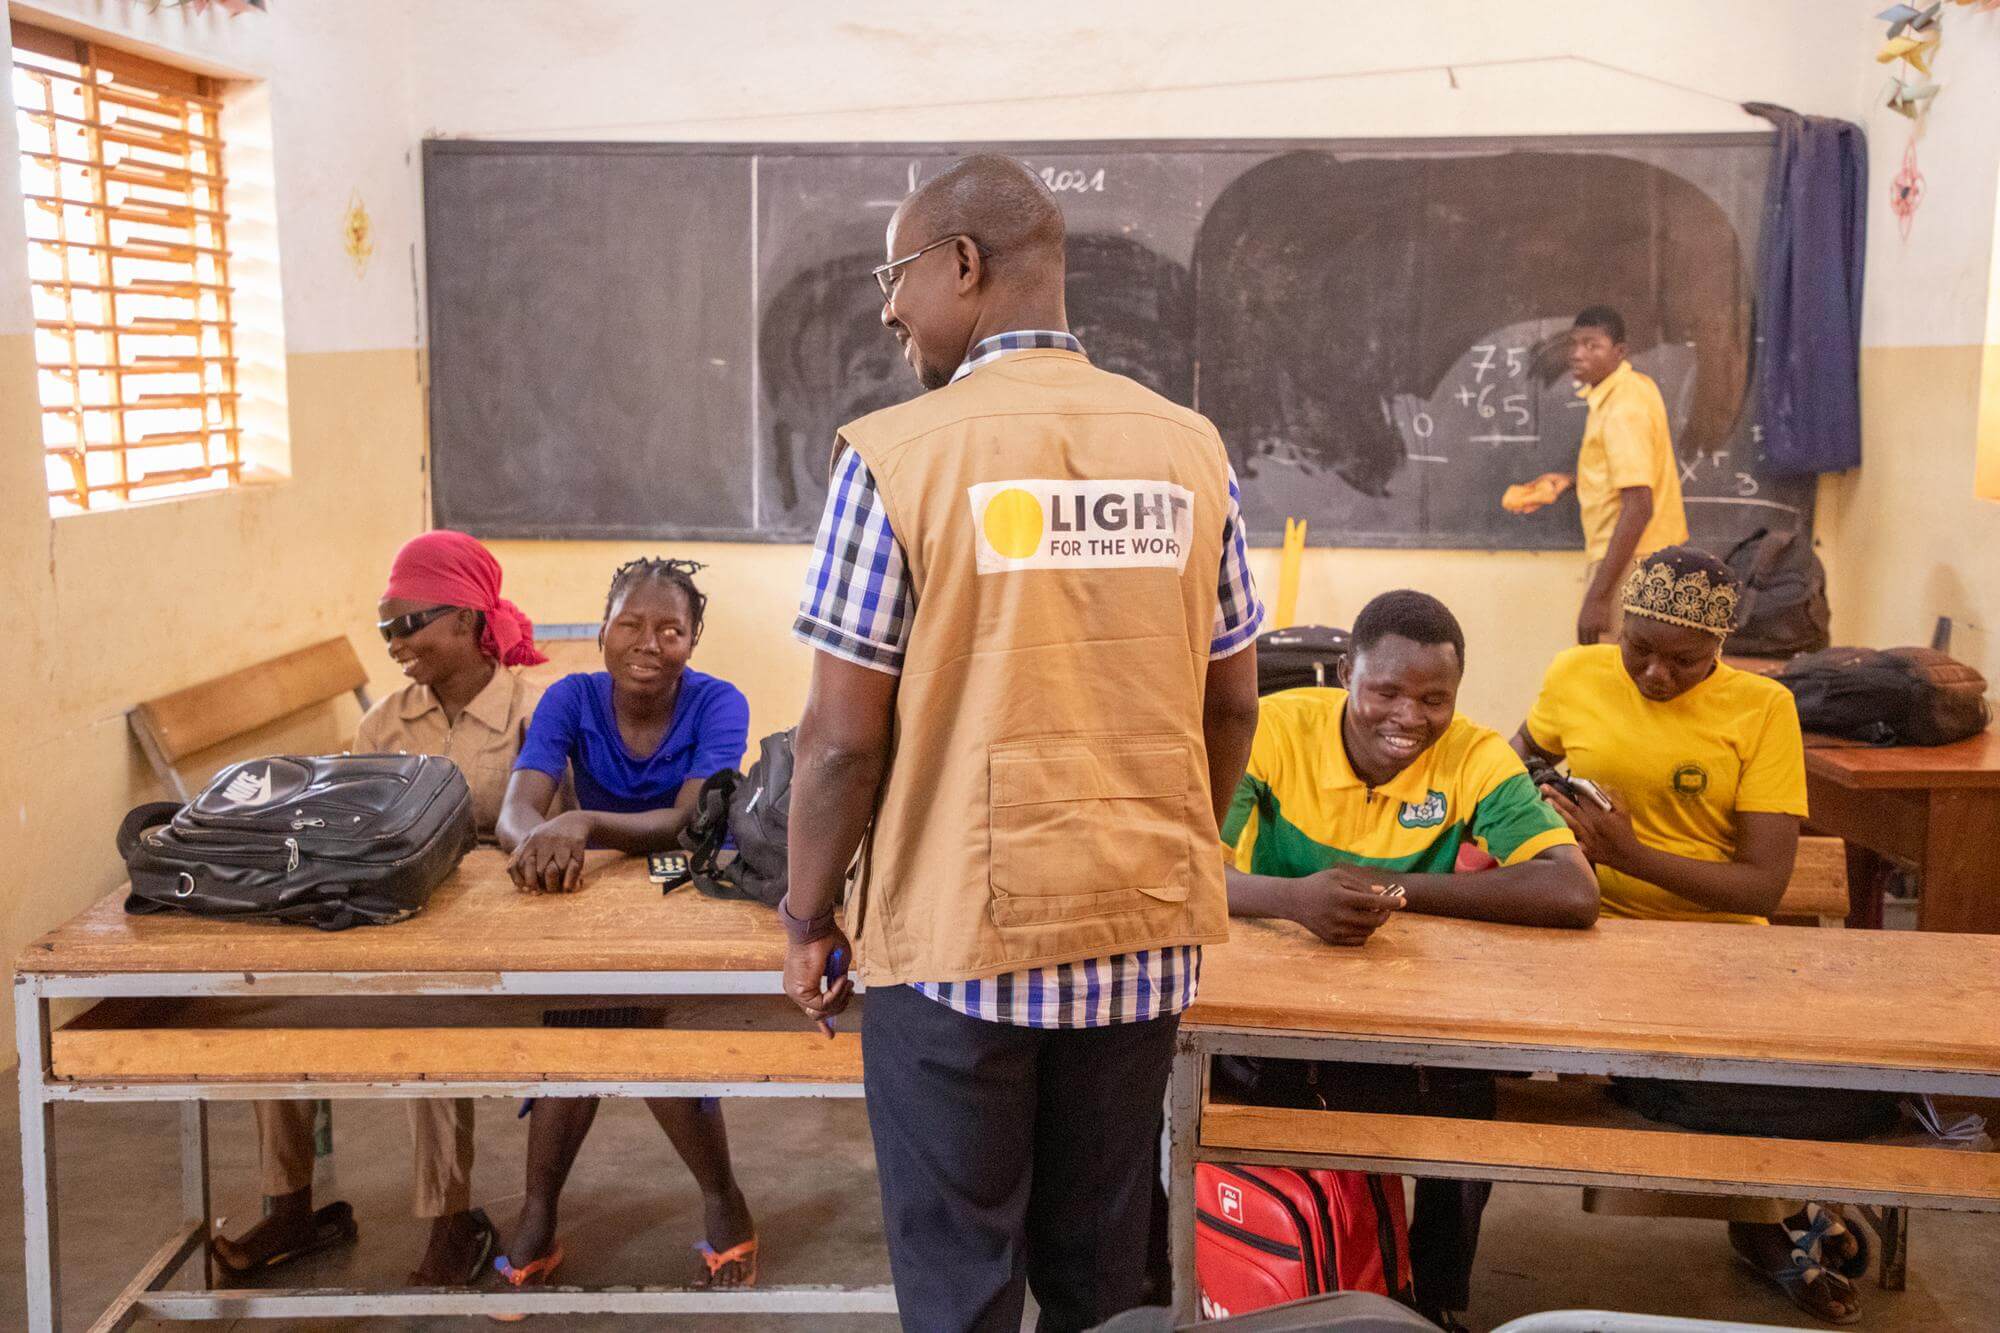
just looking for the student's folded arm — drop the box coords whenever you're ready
[495,768,561,852]
[1394,844,1599,929]
[569,775,705,853]
[1604,810,1799,919]
[1224,864,1298,921]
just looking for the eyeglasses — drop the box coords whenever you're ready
[378,605,457,642]
[870,234,990,300]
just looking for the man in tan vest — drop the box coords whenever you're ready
[782,155,1264,1331]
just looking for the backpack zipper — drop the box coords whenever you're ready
[1194,1208,1302,1262]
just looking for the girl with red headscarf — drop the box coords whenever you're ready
[216,530,553,1287]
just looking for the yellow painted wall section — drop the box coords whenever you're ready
[1822,345,2000,678]
[1,347,425,1047]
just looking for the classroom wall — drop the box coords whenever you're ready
[1819,8,2000,677]
[0,0,426,1049]
[5,2,1977,1060]
[413,0,1868,738]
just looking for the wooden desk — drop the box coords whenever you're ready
[12,851,886,1331]
[1167,916,2000,1319]
[1803,730,2000,934]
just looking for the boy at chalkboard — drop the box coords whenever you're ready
[1561,305,1688,645]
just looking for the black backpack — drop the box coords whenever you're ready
[678,729,793,907]
[1255,625,1351,696]
[1777,646,1991,747]
[120,754,476,930]
[1721,526,1830,658]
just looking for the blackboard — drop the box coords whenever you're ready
[424,136,1811,551]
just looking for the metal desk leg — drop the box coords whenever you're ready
[1167,1030,1202,1322]
[181,1101,213,1288]
[16,978,61,1332]
[1862,1204,1910,1291]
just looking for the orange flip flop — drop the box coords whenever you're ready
[489,1242,563,1323]
[695,1235,759,1287]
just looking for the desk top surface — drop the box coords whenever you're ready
[19,850,787,977]
[26,852,2000,1077]
[1803,729,2000,790]
[1189,915,2000,1077]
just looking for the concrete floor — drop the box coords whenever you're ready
[3,1078,1994,1330]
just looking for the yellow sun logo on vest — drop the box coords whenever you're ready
[981,487,1045,560]
[967,478,1196,575]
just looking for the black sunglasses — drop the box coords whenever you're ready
[378,605,458,642]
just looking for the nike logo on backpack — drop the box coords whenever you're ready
[221,767,274,806]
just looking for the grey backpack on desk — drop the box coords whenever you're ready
[1721,525,1830,658]
[678,728,794,908]
[119,754,476,930]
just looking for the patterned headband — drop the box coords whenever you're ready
[1620,560,1740,637]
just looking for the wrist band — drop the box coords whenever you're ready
[779,894,837,945]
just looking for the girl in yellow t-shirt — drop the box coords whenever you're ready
[1513,545,1865,1326]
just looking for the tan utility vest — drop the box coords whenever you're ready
[839,348,1233,985]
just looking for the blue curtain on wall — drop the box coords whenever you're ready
[1741,102,1867,476]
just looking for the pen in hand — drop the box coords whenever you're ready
[818,944,849,1039]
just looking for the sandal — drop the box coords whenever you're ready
[1804,1202,1871,1280]
[489,1242,563,1323]
[695,1234,759,1288]
[212,1200,357,1276]
[1731,1215,1862,1326]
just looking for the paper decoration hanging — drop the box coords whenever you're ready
[1877,1,1949,119]
[1886,77,1941,117]
[1890,139,1927,240]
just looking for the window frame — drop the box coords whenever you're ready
[11,21,244,514]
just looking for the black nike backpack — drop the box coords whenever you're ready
[120,754,476,929]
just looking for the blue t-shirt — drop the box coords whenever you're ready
[514,669,749,814]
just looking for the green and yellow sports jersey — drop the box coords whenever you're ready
[1223,688,1575,877]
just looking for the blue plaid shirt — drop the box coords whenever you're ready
[794,331,1263,1028]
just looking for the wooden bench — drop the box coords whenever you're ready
[1201,1077,2000,1211]
[50,993,862,1086]
[127,637,373,801]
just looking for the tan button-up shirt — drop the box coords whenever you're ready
[354,666,543,838]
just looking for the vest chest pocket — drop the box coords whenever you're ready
[988,734,1194,928]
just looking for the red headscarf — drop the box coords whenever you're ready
[383,530,548,667]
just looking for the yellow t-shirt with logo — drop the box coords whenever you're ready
[1575,361,1689,561]
[1523,646,1808,924]
[1224,688,1574,878]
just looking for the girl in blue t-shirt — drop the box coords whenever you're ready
[494,558,757,1291]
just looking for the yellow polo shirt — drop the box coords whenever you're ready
[1576,361,1688,561]
[1524,646,1807,924]
[1224,688,1574,878]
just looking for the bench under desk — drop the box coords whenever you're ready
[13,851,886,1330]
[1167,915,2000,1320]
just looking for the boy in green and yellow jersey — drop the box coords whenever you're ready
[1218,590,1598,1329]
[1224,591,1599,939]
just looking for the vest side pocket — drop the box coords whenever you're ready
[987,734,1194,928]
